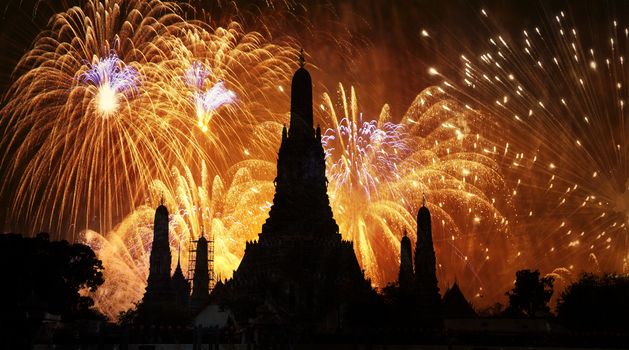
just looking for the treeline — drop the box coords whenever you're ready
[492,269,629,332]
[0,232,105,343]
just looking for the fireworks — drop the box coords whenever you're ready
[193,81,237,132]
[86,81,514,318]
[0,0,296,238]
[85,160,276,319]
[8,0,625,319]
[184,61,212,89]
[184,62,237,132]
[436,10,629,276]
[79,53,140,116]
[320,83,513,294]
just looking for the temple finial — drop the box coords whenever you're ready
[298,48,305,68]
[422,192,427,207]
[403,229,407,236]
[160,192,164,206]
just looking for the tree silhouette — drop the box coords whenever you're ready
[505,269,554,317]
[1,233,104,321]
[556,273,629,331]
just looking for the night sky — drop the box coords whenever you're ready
[2,0,629,316]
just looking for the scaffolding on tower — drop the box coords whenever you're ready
[187,232,215,291]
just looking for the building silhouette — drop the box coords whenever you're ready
[414,194,442,322]
[142,201,175,312]
[137,201,212,323]
[214,50,373,334]
[191,234,210,313]
[172,251,191,310]
[442,282,476,319]
[398,230,414,291]
[394,194,442,326]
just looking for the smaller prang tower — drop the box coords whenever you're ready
[414,194,442,323]
[143,200,174,306]
[172,250,191,310]
[398,230,414,291]
[191,234,210,312]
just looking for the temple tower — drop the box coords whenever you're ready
[191,235,210,312]
[220,50,372,331]
[260,48,338,238]
[172,250,191,309]
[144,201,173,305]
[414,194,442,322]
[398,230,414,290]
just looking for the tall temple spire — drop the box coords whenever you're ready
[261,47,338,238]
[289,48,313,136]
[191,235,210,312]
[172,244,190,310]
[414,196,442,324]
[141,202,175,320]
[298,48,305,68]
[147,202,171,287]
[223,55,372,328]
[399,229,414,290]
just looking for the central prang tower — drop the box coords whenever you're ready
[260,51,338,239]
[218,51,373,331]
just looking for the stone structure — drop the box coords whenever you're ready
[191,235,210,312]
[172,251,191,310]
[216,50,373,332]
[142,202,175,310]
[442,282,476,319]
[414,194,442,323]
[398,230,414,291]
[138,201,212,323]
[395,194,442,326]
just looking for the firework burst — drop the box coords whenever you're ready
[435,9,629,277]
[79,53,140,115]
[320,83,513,295]
[0,0,296,238]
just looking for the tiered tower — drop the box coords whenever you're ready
[191,235,210,312]
[414,194,442,322]
[398,230,414,290]
[220,50,372,326]
[172,251,191,309]
[143,201,174,307]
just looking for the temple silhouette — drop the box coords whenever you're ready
[136,201,210,323]
[393,194,443,327]
[0,49,623,348]
[133,51,463,340]
[211,51,375,335]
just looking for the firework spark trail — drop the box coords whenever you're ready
[79,53,140,95]
[183,61,237,131]
[194,81,237,132]
[184,61,211,89]
[320,83,512,295]
[0,0,296,238]
[78,53,140,115]
[431,9,629,276]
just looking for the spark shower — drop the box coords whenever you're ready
[1,0,627,319]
